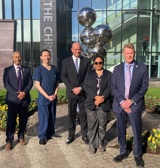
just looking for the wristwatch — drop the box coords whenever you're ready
[131,99,136,105]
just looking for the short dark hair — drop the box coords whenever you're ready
[40,49,51,56]
[93,55,104,64]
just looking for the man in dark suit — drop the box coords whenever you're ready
[3,51,33,150]
[111,43,149,167]
[61,42,91,144]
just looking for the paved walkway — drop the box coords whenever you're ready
[0,104,160,168]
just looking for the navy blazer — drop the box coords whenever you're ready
[111,61,149,113]
[61,56,91,98]
[3,65,33,104]
[84,69,112,112]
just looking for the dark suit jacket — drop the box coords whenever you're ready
[111,61,149,113]
[3,65,33,104]
[61,56,91,98]
[84,69,112,112]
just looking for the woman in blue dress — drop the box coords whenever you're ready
[33,49,60,145]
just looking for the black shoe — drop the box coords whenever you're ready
[82,136,89,144]
[113,153,128,162]
[65,136,75,144]
[134,156,144,167]
[39,139,46,145]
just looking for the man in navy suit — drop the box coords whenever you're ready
[111,43,149,167]
[3,51,33,150]
[61,42,91,144]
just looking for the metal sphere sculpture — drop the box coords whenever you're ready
[78,7,112,59]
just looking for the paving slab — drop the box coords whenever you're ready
[0,104,160,168]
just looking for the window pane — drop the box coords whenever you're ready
[33,20,40,42]
[0,0,2,19]
[5,0,12,19]
[32,0,40,19]
[92,0,106,10]
[16,20,22,42]
[23,20,30,42]
[14,0,21,19]
[72,0,78,11]
[33,42,40,70]
[72,12,78,41]
[23,0,30,19]
[79,0,91,10]
[107,0,122,10]
[93,11,106,27]
[123,0,138,10]
[139,0,150,10]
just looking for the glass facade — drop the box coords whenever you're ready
[67,0,160,78]
[0,0,40,73]
[0,0,160,78]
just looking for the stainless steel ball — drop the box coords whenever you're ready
[88,44,107,57]
[92,24,112,45]
[80,27,95,48]
[78,7,96,27]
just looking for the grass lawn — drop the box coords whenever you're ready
[0,88,66,104]
[0,87,159,104]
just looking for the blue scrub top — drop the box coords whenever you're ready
[33,65,60,105]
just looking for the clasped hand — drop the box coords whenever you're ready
[120,99,133,113]
[94,95,104,106]
[17,91,25,100]
[47,94,57,101]
[72,87,81,95]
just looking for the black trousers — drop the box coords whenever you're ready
[6,101,28,143]
[67,97,88,138]
[86,107,109,148]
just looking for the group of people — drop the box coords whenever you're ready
[3,42,149,168]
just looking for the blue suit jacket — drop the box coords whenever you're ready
[111,61,149,113]
[3,65,33,104]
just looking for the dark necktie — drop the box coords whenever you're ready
[125,64,131,99]
[17,67,23,91]
[75,59,79,72]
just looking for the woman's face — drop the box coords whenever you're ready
[94,57,103,70]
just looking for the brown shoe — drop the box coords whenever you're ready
[5,143,12,150]
[18,138,27,145]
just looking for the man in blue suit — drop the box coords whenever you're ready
[3,51,33,150]
[111,43,149,167]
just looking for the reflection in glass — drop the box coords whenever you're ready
[0,0,2,19]
[23,0,30,19]
[107,0,122,10]
[5,0,12,19]
[139,0,150,9]
[79,0,91,10]
[92,0,106,10]
[16,20,22,42]
[23,20,31,67]
[123,0,138,10]
[32,20,40,70]
[72,0,78,11]
[72,12,78,41]
[14,0,21,19]
[32,0,40,19]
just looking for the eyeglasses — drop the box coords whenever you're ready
[94,62,103,65]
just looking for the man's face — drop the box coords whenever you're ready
[71,43,81,58]
[12,52,22,66]
[40,51,51,64]
[123,47,135,64]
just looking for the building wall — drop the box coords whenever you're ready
[0,20,15,88]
